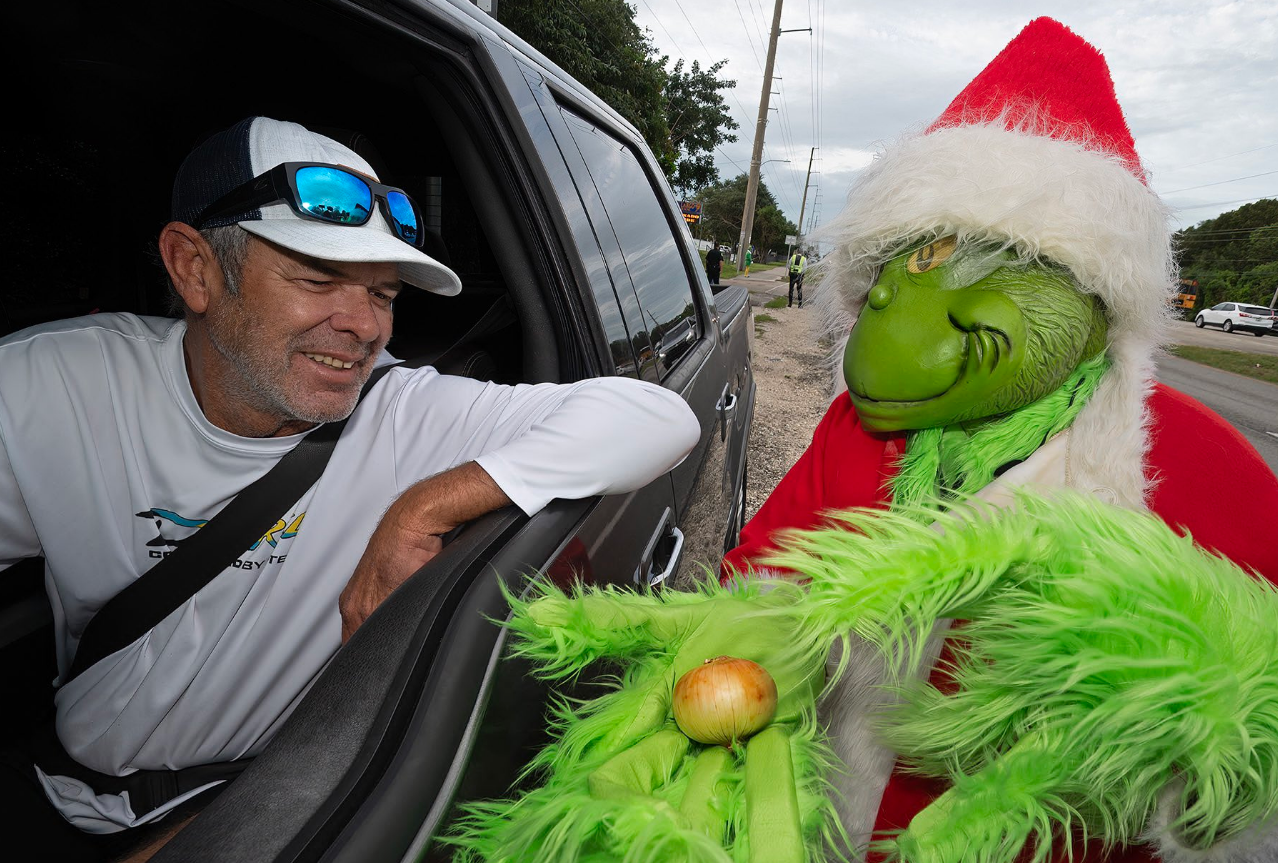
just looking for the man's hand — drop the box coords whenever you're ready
[339,461,511,642]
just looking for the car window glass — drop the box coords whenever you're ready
[557,108,700,380]
[1242,306,1271,315]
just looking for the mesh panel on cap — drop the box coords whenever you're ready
[171,117,260,228]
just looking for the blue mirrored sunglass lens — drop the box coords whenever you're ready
[386,191,420,245]
[295,166,373,225]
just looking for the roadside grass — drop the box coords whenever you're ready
[1167,345,1278,385]
[754,312,776,335]
[764,296,788,309]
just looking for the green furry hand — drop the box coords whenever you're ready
[447,581,841,863]
[523,587,824,727]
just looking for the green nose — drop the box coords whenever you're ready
[845,278,966,403]
[867,283,894,310]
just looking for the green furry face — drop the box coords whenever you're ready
[843,237,1108,432]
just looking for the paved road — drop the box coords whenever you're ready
[1169,319,1278,356]
[724,267,790,305]
[1156,355,1278,473]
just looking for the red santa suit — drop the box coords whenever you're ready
[719,17,1278,863]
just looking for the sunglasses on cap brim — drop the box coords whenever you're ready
[191,161,424,248]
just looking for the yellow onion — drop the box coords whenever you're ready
[672,656,778,745]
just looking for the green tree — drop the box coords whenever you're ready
[694,174,795,257]
[1176,199,1278,310]
[752,204,799,260]
[665,59,738,196]
[499,0,671,169]
[499,0,736,187]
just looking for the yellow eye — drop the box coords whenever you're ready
[906,236,957,274]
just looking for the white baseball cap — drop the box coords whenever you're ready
[172,116,461,296]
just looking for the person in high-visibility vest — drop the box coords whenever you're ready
[788,249,807,307]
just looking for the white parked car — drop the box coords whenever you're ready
[1195,302,1277,337]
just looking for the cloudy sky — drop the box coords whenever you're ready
[631,0,1277,240]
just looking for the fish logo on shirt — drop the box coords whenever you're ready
[135,508,208,548]
[135,508,306,551]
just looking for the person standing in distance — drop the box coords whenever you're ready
[705,244,723,286]
[787,248,807,307]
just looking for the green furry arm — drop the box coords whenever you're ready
[503,580,721,680]
[801,490,1278,861]
[763,501,1047,676]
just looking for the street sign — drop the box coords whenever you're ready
[679,200,702,225]
[785,234,797,245]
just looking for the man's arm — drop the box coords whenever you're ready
[341,373,700,639]
[389,372,700,517]
[340,460,510,641]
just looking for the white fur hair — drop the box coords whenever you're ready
[1144,779,1278,863]
[809,116,1177,509]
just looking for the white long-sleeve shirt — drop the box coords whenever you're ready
[0,313,699,830]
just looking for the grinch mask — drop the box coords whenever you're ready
[842,236,1108,433]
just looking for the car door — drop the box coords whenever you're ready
[515,77,750,584]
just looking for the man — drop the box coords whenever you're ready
[0,117,700,860]
[742,245,753,275]
[704,244,723,286]
[787,248,806,307]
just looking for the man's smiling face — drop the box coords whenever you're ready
[200,236,402,436]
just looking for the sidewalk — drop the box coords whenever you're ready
[721,265,791,307]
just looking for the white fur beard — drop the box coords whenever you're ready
[1145,781,1278,863]
[818,622,952,858]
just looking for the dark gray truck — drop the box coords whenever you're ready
[1,0,754,859]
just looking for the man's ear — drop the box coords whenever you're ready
[158,222,224,315]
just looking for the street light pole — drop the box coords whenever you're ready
[736,0,785,270]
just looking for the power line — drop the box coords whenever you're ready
[1162,170,1278,195]
[717,147,747,172]
[1177,226,1278,242]
[630,0,761,191]
[1173,195,1277,211]
[730,0,766,71]
[744,0,773,60]
[668,0,728,70]
[1160,142,1278,173]
[1181,224,1278,236]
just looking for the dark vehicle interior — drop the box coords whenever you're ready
[1,0,704,859]
[2,0,561,717]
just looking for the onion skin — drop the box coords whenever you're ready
[672,656,778,746]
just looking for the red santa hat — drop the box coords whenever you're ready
[817,17,1176,510]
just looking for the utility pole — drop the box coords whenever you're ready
[736,0,785,269]
[796,146,816,248]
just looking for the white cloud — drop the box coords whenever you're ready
[637,0,1278,232]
